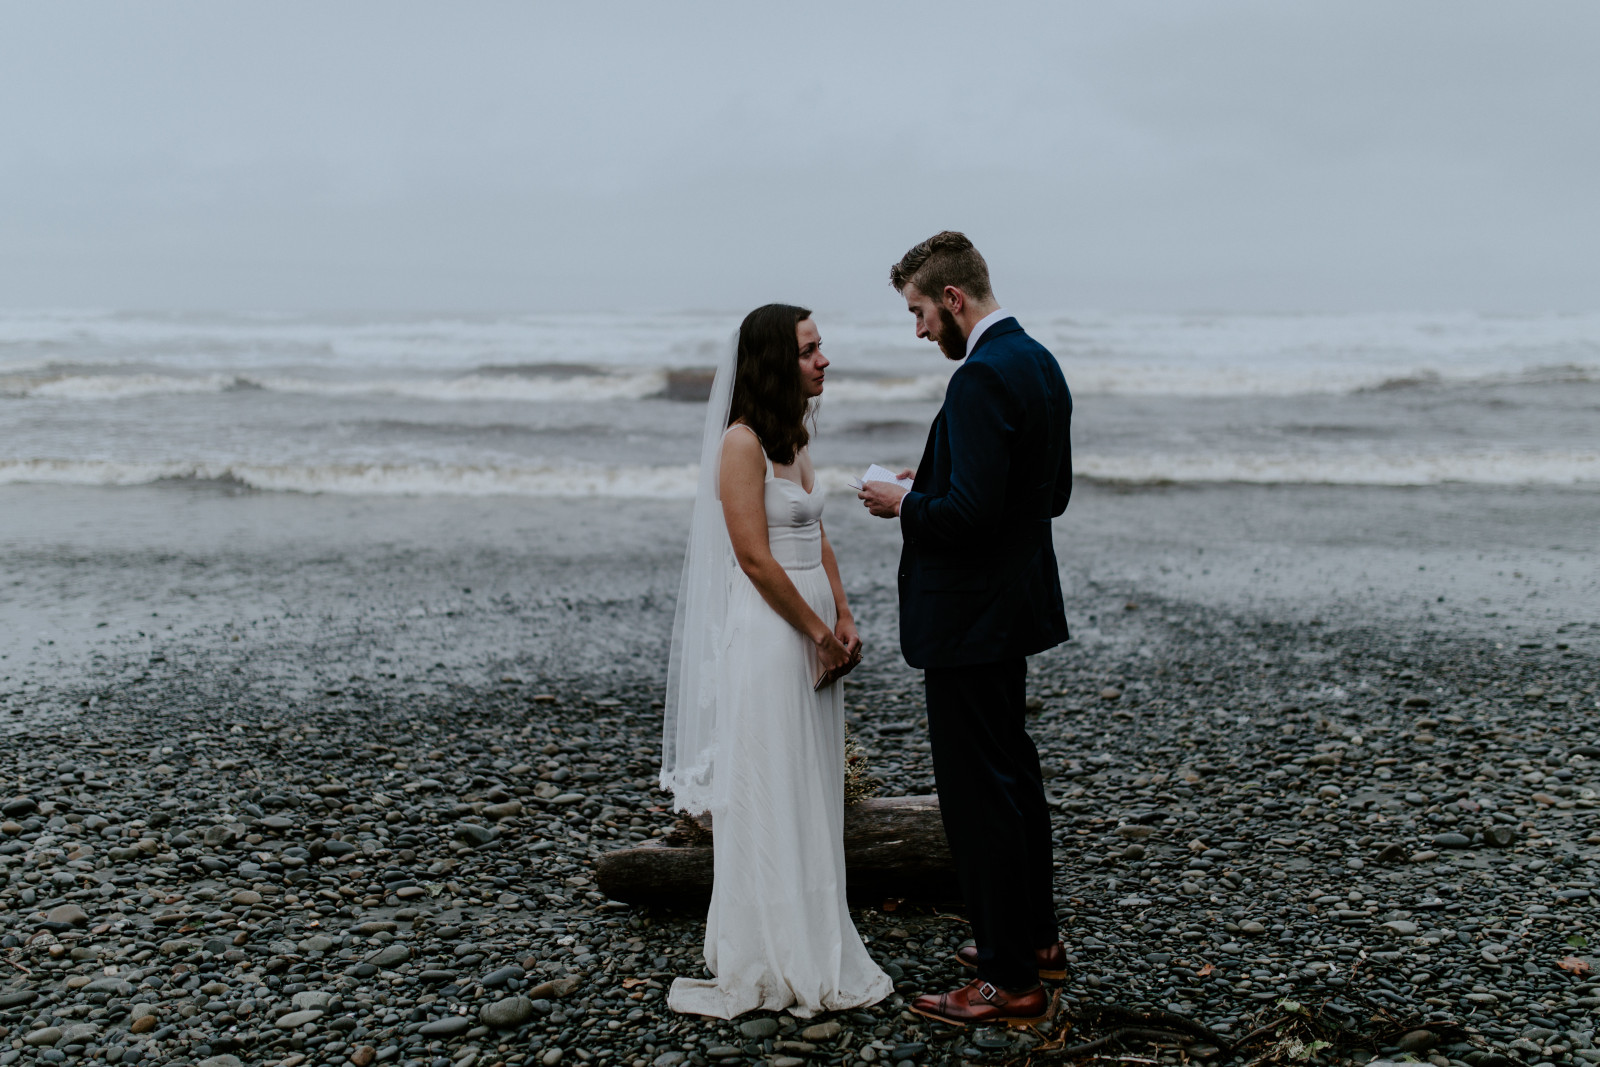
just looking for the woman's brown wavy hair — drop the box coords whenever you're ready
[728,303,813,466]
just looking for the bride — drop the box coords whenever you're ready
[660,303,893,1019]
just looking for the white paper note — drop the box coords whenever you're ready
[858,463,913,491]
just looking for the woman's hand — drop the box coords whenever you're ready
[815,520,862,687]
[813,619,862,689]
[834,617,863,675]
[819,627,857,675]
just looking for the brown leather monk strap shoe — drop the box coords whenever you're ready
[909,978,1050,1029]
[956,940,1068,981]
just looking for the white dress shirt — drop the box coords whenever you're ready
[965,307,1011,357]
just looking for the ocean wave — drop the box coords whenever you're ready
[0,366,957,404]
[0,459,702,497]
[0,369,674,403]
[252,371,672,403]
[6,357,1595,405]
[819,376,951,403]
[0,309,746,374]
[3,309,1598,399]
[1067,361,1600,397]
[3,371,244,400]
[1353,363,1596,394]
[1078,450,1600,486]
[3,451,1595,497]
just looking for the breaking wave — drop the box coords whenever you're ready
[0,368,675,403]
[0,459,702,497]
[3,451,1595,497]
[1077,450,1600,487]
[6,362,1594,403]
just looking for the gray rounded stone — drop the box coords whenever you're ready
[418,1015,473,1037]
[1396,1029,1437,1052]
[738,1017,780,1039]
[1483,825,1518,848]
[45,904,89,926]
[479,995,535,1029]
[291,990,334,1011]
[481,964,525,988]
[366,943,411,968]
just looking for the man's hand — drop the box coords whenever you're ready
[858,480,909,518]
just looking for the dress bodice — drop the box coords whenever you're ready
[726,425,823,571]
[763,464,824,527]
[763,468,824,571]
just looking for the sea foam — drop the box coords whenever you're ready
[1077,450,1600,487]
[4,309,1596,495]
[3,452,1595,497]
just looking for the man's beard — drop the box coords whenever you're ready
[936,306,965,361]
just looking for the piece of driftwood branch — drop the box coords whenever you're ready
[595,795,958,906]
[1023,1005,1236,1064]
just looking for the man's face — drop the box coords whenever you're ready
[903,283,966,362]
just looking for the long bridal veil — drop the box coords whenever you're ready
[659,331,739,814]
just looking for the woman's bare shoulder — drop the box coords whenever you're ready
[720,423,766,468]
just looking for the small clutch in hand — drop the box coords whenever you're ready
[813,647,862,691]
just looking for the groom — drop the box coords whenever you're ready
[859,231,1073,1027]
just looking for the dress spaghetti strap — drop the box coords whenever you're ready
[724,422,773,478]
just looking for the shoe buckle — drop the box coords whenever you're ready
[977,981,1000,1002]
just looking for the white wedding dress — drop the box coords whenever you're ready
[667,430,893,1019]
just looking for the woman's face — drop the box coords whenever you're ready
[796,317,828,398]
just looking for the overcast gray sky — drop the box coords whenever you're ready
[1,1,1595,314]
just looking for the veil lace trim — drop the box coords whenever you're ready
[659,331,740,814]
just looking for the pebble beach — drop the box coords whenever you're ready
[3,477,1598,1067]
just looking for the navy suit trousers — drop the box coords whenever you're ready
[923,658,1058,989]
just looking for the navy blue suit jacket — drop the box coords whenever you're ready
[897,317,1072,669]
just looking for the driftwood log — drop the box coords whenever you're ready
[595,795,959,907]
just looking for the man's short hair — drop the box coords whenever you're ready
[889,230,993,301]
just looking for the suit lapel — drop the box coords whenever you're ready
[916,319,1021,493]
[913,409,942,492]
